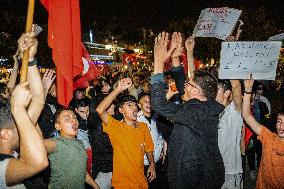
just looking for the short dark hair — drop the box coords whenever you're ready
[74,98,90,109]
[54,108,74,124]
[278,108,284,117]
[193,70,218,100]
[0,99,16,130]
[138,92,150,103]
[218,80,232,92]
[75,88,85,93]
[115,94,137,108]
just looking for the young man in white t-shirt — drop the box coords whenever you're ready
[137,93,166,188]
[216,80,243,189]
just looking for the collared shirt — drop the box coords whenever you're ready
[137,111,164,165]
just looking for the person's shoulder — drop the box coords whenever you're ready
[260,95,269,101]
[51,137,72,147]
[74,138,86,149]
[227,101,241,115]
[138,121,147,127]
[258,126,274,142]
[51,136,62,142]
[260,126,272,135]
[186,99,224,116]
[0,158,10,186]
[108,114,122,126]
[138,122,149,131]
[0,158,10,169]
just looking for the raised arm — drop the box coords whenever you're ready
[151,32,201,124]
[17,32,45,124]
[185,36,195,78]
[7,82,48,185]
[96,78,132,125]
[171,32,183,68]
[42,69,56,99]
[242,78,262,135]
[230,80,242,112]
[171,32,186,96]
[153,32,176,75]
[6,50,20,92]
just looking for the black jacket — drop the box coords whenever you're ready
[38,95,57,139]
[150,72,225,189]
[88,112,113,178]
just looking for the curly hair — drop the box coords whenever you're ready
[192,70,218,100]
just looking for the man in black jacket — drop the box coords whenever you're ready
[150,32,225,189]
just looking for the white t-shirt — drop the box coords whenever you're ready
[137,111,164,165]
[0,159,26,189]
[218,102,243,175]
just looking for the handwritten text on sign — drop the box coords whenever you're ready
[193,8,242,40]
[219,41,282,80]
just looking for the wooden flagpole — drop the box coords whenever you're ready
[20,0,35,82]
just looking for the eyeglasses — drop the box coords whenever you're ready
[185,79,198,89]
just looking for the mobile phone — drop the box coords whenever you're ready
[169,82,177,92]
[34,25,43,37]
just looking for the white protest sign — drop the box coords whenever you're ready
[193,8,242,40]
[268,33,284,41]
[219,41,282,80]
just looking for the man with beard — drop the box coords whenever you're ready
[150,32,225,189]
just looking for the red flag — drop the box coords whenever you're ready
[73,46,100,90]
[41,0,83,107]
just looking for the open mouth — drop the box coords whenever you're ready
[133,111,137,117]
[72,125,78,131]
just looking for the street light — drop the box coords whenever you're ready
[105,45,112,50]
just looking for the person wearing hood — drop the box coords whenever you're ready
[150,32,225,189]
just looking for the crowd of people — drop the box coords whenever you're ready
[0,29,283,189]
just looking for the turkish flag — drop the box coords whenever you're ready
[73,45,100,90]
[41,0,83,107]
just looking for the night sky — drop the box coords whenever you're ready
[1,0,283,34]
[79,0,284,31]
